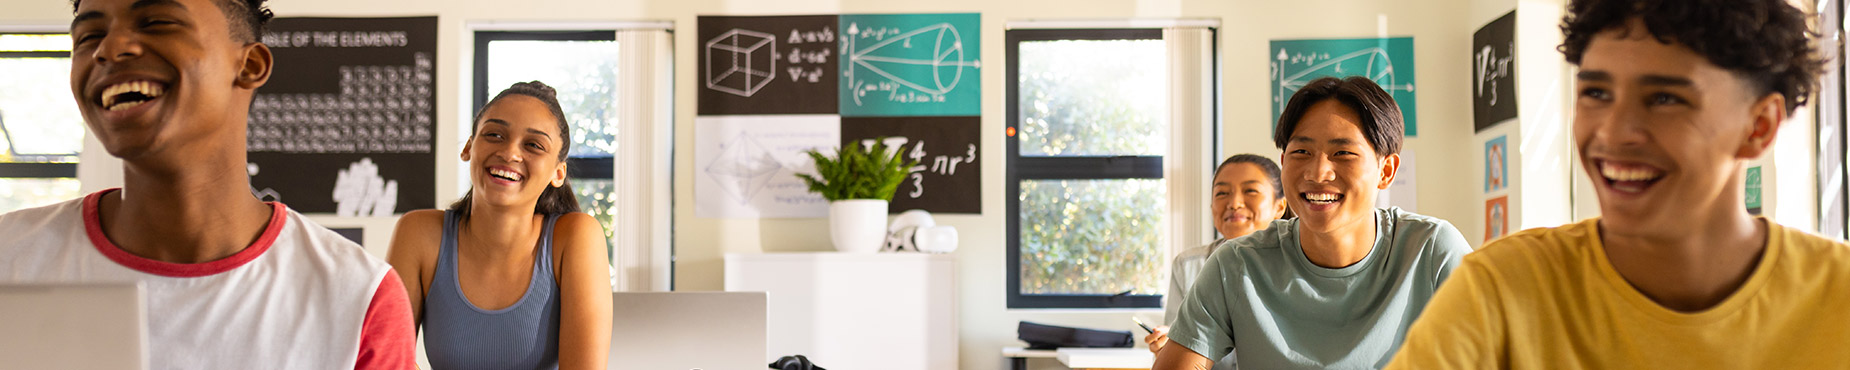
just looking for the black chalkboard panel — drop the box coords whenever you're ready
[698,15,840,115]
[1473,11,1517,131]
[841,116,980,214]
[330,228,364,245]
[247,17,438,215]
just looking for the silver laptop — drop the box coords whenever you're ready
[609,292,767,370]
[0,282,147,370]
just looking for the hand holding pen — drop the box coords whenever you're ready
[1134,317,1171,354]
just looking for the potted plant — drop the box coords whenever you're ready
[796,138,916,253]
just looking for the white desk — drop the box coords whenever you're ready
[1056,348,1154,370]
[1002,347,1056,370]
[1004,347,1154,370]
[725,252,957,370]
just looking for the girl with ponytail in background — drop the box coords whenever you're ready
[387,81,612,370]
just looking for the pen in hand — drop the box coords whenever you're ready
[1132,317,1155,334]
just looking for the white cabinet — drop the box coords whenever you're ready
[724,252,957,370]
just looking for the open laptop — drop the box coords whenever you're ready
[609,291,767,370]
[0,282,147,370]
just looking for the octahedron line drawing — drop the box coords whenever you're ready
[704,133,786,204]
[705,29,778,97]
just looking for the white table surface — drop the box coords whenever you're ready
[1055,347,1154,369]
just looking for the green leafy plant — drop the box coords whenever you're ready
[796,138,917,201]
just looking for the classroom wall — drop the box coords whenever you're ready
[7,0,1489,369]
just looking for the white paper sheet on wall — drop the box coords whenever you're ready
[695,115,841,218]
[1377,149,1419,212]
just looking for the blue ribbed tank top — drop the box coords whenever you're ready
[425,210,562,370]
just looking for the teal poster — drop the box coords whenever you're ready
[838,13,982,117]
[1269,37,1418,136]
[1746,166,1763,215]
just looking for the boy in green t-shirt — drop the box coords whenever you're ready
[1153,76,1472,369]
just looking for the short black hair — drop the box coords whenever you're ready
[1271,76,1404,157]
[72,0,273,43]
[1215,154,1283,200]
[1559,0,1824,114]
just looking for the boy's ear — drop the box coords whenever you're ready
[1271,198,1288,220]
[1736,93,1786,160]
[1376,153,1401,190]
[235,42,272,89]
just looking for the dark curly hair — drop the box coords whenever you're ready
[1559,0,1824,114]
[74,0,273,43]
[1272,76,1404,157]
[449,81,581,220]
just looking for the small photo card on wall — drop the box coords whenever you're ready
[1485,135,1509,193]
[1486,195,1510,242]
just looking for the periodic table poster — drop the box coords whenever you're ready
[248,17,438,216]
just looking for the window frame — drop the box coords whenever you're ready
[1823,0,1846,239]
[0,32,78,180]
[1006,28,1168,309]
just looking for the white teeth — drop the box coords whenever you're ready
[489,168,523,181]
[1600,164,1662,182]
[100,80,165,110]
[1306,193,1340,202]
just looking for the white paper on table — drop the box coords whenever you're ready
[1377,149,1418,212]
[694,115,840,218]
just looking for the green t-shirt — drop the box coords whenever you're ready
[1167,207,1470,369]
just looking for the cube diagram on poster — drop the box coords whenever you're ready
[698,15,842,115]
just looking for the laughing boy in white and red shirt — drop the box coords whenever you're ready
[0,0,415,368]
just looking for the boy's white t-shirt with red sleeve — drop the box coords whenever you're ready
[0,190,416,370]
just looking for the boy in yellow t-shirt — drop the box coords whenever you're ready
[1386,0,1850,369]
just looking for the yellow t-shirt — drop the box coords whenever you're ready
[1386,217,1850,369]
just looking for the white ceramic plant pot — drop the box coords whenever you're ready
[829,199,889,253]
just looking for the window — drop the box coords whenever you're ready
[1823,0,1846,239]
[0,33,82,213]
[1008,29,1171,308]
[470,24,675,292]
[474,31,621,251]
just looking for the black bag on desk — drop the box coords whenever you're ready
[1016,321,1133,350]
